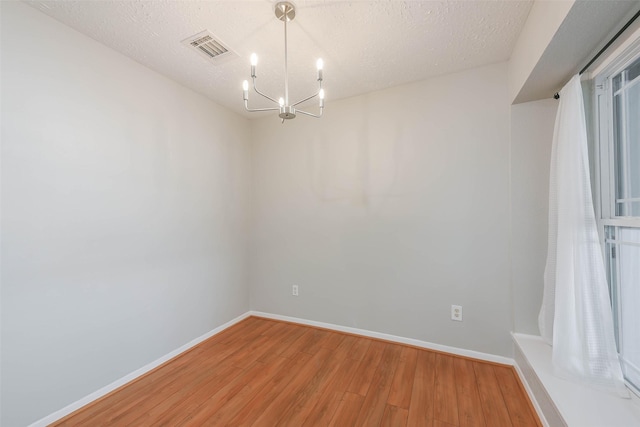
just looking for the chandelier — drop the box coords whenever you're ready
[242,1,324,122]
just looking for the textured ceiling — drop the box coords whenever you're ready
[28,0,533,118]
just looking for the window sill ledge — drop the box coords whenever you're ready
[513,333,640,427]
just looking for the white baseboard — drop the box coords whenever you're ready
[28,311,251,427]
[250,310,514,366]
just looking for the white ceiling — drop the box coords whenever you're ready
[28,0,533,118]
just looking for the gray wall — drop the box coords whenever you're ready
[1,3,251,425]
[510,99,557,334]
[249,63,513,357]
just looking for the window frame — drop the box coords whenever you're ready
[593,38,640,397]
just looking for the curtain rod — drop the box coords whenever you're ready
[554,7,640,100]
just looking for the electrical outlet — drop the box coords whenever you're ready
[451,305,462,321]
[292,285,299,296]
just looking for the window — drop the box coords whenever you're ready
[611,57,640,216]
[595,51,640,395]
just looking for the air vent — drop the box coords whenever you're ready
[191,34,227,58]
[182,30,236,64]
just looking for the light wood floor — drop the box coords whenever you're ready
[52,317,541,427]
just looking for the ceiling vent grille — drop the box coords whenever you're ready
[182,30,235,64]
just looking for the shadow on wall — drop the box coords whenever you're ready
[306,97,404,209]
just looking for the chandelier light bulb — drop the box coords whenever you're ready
[317,58,324,81]
[279,97,285,107]
[242,80,249,100]
[250,53,258,78]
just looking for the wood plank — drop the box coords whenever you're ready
[55,342,237,426]
[320,330,346,350]
[380,404,409,427]
[206,316,264,346]
[432,420,459,427]
[454,356,486,427]
[250,347,335,425]
[102,356,241,425]
[493,365,541,427]
[259,319,288,336]
[388,346,419,408]
[354,343,402,425]
[346,340,386,395]
[54,343,208,424]
[301,357,359,426]
[302,391,344,427]
[279,328,316,359]
[473,361,513,427]
[223,334,273,368]
[301,329,333,355]
[201,317,255,345]
[124,363,244,426]
[257,322,308,364]
[407,350,436,425]
[433,353,459,426]
[223,317,277,345]
[347,336,372,361]
[332,334,358,360]
[328,392,365,426]
[275,346,346,426]
[223,351,314,426]
[173,356,289,426]
[229,323,306,369]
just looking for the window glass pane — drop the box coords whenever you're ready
[606,226,640,393]
[614,93,627,215]
[605,227,620,349]
[629,59,640,82]
[613,74,623,93]
[613,56,640,217]
[617,228,640,391]
[627,81,640,210]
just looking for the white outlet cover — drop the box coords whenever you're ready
[451,305,463,321]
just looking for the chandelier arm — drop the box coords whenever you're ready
[245,107,281,112]
[291,91,320,107]
[252,78,280,105]
[244,101,280,113]
[296,108,323,118]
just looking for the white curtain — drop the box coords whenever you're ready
[539,74,628,396]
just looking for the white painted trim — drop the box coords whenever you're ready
[28,312,251,427]
[512,356,550,427]
[512,333,640,427]
[590,23,640,78]
[250,311,514,366]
